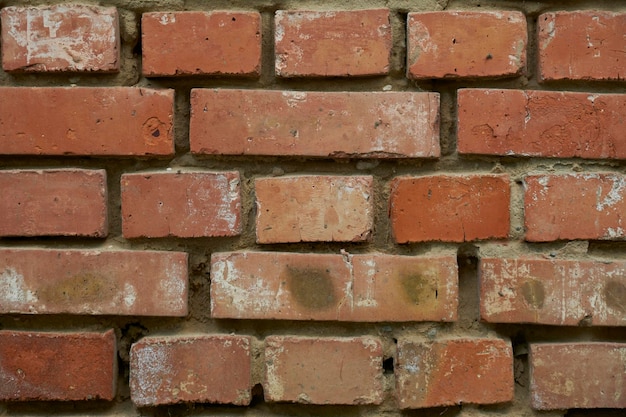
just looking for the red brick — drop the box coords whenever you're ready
[0,87,174,156]
[530,343,626,409]
[0,169,107,237]
[264,336,383,404]
[275,9,390,77]
[0,330,117,401]
[458,89,626,159]
[130,335,251,406]
[255,175,372,243]
[524,174,626,241]
[0,249,188,316]
[538,11,626,81]
[407,11,526,79]
[480,257,626,326]
[211,251,458,321]
[1,5,119,72]
[390,174,510,243]
[121,171,241,238]
[190,89,440,158]
[142,11,261,77]
[396,338,514,408]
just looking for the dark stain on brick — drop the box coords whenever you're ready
[400,271,436,305]
[521,279,545,309]
[38,273,118,304]
[604,280,626,313]
[285,266,336,310]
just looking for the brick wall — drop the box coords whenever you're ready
[0,1,624,416]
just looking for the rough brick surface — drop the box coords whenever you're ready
[0,330,117,401]
[190,89,440,158]
[275,9,391,77]
[480,257,626,326]
[0,169,107,237]
[1,5,119,72]
[396,338,514,408]
[390,175,510,243]
[130,335,252,406]
[0,87,174,156]
[458,89,626,159]
[530,343,626,409]
[211,251,458,322]
[524,173,626,241]
[142,11,261,77]
[255,176,373,243]
[0,249,188,316]
[264,336,383,404]
[121,171,241,238]
[407,11,526,79]
[538,11,626,81]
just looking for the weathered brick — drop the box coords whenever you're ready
[390,175,510,243]
[264,336,383,404]
[530,343,626,409]
[0,87,174,156]
[480,257,626,326]
[0,249,188,316]
[121,171,241,238]
[255,175,373,243]
[275,9,390,77]
[538,11,626,81]
[0,330,117,401]
[407,11,526,79]
[190,89,440,158]
[130,335,252,406]
[1,5,119,72]
[142,11,261,77]
[458,89,626,159]
[0,169,107,237]
[211,251,458,321]
[524,173,626,241]
[396,338,514,408]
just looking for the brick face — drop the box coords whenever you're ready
[0,87,174,156]
[407,11,527,79]
[142,11,261,77]
[0,249,188,316]
[457,89,626,159]
[1,5,119,72]
[211,251,458,321]
[0,330,117,401]
[538,11,626,81]
[130,335,252,406]
[264,336,383,404]
[275,9,391,77]
[190,89,440,158]
[530,343,626,409]
[0,169,107,237]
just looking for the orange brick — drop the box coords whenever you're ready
[524,174,626,241]
[407,11,526,79]
[211,251,458,322]
[255,175,373,243]
[0,87,174,156]
[190,89,440,158]
[480,257,626,326]
[264,336,383,404]
[0,249,188,316]
[0,169,107,237]
[0,330,117,401]
[1,5,119,72]
[530,343,626,409]
[130,335,252,406]
[538,11,626,81]
[142,11,261,77]
[396,338,514,408]
[275,9,390,77]
[121,171,241,238]
[458,89,626,159]
[390,175,510,243]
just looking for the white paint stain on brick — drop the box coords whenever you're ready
[0,267,37,307]
[132,342,173,406]
[124,283,137,308]
[596,175,625,211]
